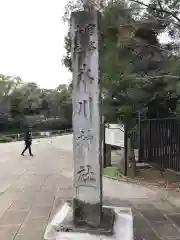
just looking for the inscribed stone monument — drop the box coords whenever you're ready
[71,10,103,226]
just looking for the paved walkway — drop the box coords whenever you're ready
[0,135,179,239]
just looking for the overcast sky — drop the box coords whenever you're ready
[0,0,71,89]
[0,0,169,89]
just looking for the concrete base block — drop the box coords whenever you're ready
[44,202,133,240]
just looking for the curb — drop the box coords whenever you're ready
[103,175,158,192]
[104,175,157,188]
[103,174,176,190]
[103,175,179,207]
[103,175,174,192]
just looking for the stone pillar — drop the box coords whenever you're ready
[71,10,103,227]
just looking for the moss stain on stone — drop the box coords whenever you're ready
[73,198,101,227]
[73,198,115,235]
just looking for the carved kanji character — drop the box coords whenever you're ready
[88,41,96,51]
[86,69,94,82]
[86,23,96,35]
[77,101,82,115]
[83,100,87,118]
[77,64,86,77]
[76,44,84,53]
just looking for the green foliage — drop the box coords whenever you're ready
[63,0,180,121]
[103,166,123,179]
[0,74,72,132]
[0,136,12,143]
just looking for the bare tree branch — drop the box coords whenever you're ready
[157,0,163,12]
[121,74,180,80]
[129,0,180,23]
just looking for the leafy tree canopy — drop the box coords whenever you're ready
[63,0,180,121]
[0,74,72,127]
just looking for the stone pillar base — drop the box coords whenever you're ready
[73,198,114,234]
[73,198,102,227]
[44,201,133,240]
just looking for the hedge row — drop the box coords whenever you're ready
[0,119,72,133]
[0,129,73,143]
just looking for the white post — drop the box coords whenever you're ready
[71,10,102,226]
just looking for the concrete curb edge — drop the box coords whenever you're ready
[103,175,179,208]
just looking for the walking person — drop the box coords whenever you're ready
[21,127,34,156]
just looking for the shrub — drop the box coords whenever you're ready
[0,136,13,143]
[32,132,41,137]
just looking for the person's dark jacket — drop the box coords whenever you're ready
[24,130,32,145]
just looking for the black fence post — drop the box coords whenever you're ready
[124,122,128,176]
[105,144,112,167]
[103,120,106,168]
[138,111,141,162]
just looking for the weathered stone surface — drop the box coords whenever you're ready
[7,200,32,212]
[73,198,102,227]
[18,217,48,235]
[45,203,132,239]
[0,211,28,226]
[73,200,114,232]
[57,188,73,199]
[15,234,44,240]
[132,203,156,210]
[35,188,56,206]
[133,215,151,232]
[142,209,168,222]
[71,9,103,225]
[150,222,180,238]
[0,137,179,239]
[152,200,177,213]
[27,205,52,219]
[0,225,20,239]
[167,213,180,228]
[134,228,160,240]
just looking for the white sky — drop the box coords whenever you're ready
[0,0,170,89]
[0,0,71,89]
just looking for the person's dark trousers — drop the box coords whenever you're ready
[21,142,33,156]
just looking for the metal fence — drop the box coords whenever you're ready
[103,116,180,173]
[139,118,180,172]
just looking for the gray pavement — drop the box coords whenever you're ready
[0,135,179,239]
